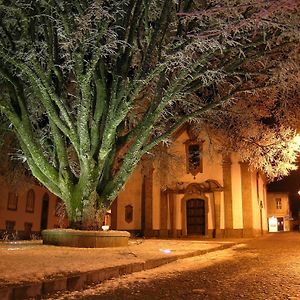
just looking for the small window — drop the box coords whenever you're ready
[185,140,203,176]
[125,205,133,223]
[26,189,35,213]
[7,192,18,211]
[6,220,15,233]
[275,198,282,209]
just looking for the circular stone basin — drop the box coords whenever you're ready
[42,229,130,248]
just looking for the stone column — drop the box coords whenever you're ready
[240,162,253,237]
[141,159,154,237]
[169,191,177,238]
[159,190,168,237]
[214,192,223,238]
[222,156,233,236]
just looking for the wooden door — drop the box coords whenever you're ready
[186,199,205,235]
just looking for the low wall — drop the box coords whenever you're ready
[42,229,130,248]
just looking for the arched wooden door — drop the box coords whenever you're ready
[186,198,205,235]
[40,193,49,230]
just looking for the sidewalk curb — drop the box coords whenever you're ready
[0,242,235,300]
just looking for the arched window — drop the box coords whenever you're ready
[7,191,18,211]
[26,189,35,213]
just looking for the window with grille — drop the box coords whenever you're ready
[6,220,15,233]
[185,141,203,176]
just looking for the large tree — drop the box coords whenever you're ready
[0,0,299,228]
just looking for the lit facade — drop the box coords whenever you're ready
[112,128,269,238]
[267,192,290,232]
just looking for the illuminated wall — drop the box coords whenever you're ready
[115,165,142,230]
[267,192,290,232]
[231,153,243,229]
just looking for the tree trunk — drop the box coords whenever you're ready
[66,190,108,230]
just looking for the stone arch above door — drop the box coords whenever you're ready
[179,181,223,236]
[184,180,223,194]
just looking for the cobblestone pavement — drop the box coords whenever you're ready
[49,232,300,300]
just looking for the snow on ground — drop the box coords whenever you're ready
[0,239,229,287]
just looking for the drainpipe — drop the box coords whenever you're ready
[212,192,216,238]
[257,172,263,236]
[259,200,263,236]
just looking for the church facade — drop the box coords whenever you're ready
[112,128,269,238]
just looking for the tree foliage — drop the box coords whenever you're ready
[0,0,299,227]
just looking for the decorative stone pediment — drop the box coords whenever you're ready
[185,183,203,194]
[185,180,223,194]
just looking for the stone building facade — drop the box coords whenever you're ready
[112,128,269,238]
[267,192,290,232]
